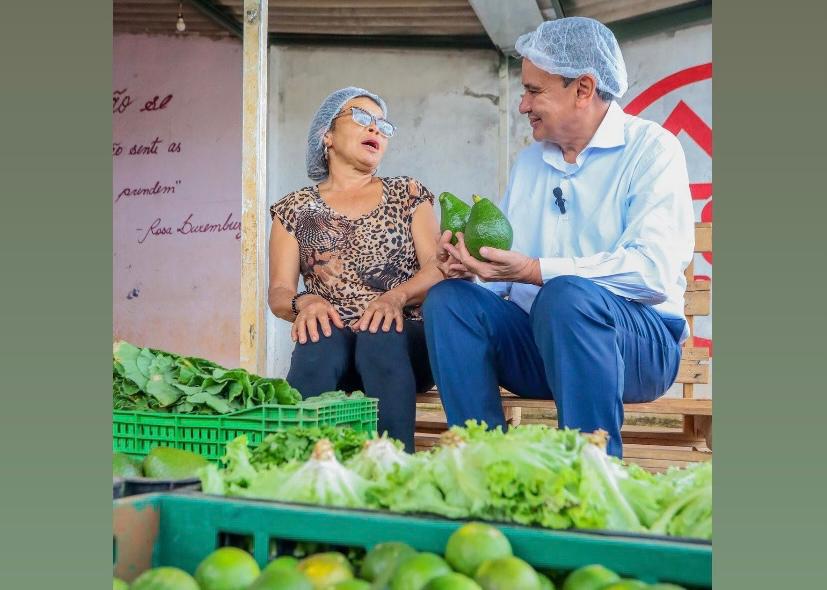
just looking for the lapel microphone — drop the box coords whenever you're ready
[553,187,566,214]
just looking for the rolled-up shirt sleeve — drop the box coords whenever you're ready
[538,134,695,305]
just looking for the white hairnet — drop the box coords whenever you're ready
[306,86,388,182]
[515,17,628,99]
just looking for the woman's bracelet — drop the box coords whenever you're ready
[290,291,309,316]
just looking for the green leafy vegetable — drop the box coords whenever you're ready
[113,340,302,414]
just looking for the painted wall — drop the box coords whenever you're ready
[113,34,242,368]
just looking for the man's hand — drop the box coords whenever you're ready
[445,232,543,285]
[435,230,475,280]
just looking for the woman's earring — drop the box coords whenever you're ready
[323,144,329,160]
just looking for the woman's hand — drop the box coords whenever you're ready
[292,294,345,344]
[356,291,406,333]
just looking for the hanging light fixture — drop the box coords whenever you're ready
[176,2,187,33]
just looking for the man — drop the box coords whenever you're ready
[423,17,695,458]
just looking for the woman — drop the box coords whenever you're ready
[268,87,443,451]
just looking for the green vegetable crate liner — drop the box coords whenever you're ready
[113,493,711,588]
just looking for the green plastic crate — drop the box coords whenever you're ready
[113,396,378,462]
[113,493,711,588]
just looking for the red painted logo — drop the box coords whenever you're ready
[624,63,713,354]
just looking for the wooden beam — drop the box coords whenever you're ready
[239,0,269,375]
[187,0,244,38]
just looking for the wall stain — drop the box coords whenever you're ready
[463,86,499,106]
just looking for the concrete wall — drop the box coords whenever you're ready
[113,34,242,367]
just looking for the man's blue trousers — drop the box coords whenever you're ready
[422,276,684,458]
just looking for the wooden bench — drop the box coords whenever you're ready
[415,222,713,472]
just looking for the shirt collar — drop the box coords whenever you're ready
[587,100,626,150]
[540,101,626,172]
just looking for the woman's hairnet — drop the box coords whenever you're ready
[305,86,388,182]
[515,17,628,99]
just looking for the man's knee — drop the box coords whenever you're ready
[533,275,610,324]
[423,279,483,320]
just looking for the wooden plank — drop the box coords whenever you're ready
[681,346,709,361]
[675,361,709,384]
[684,289,711,316]
[622,444,712,463]
[625,398,712,415]
[239,0,269,374]
[694,222,712,253]
[686,279,711,292]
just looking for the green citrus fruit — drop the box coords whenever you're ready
[445,523,512,577]
[562,565,620,590]
[389,552,453,590]
[195,546,261,590]
[361,542,417,582]
[130,566,200,590]
[297,552,353,589]
[601,581,648,590]
[248,568,314,590]
[331,580,373,590]
[423,572,483,589]
[474,556,541,590]
[262,556,300,575]
[113,578,130,590]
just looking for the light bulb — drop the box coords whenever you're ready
[176,15,186,32]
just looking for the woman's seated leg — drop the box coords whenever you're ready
[354,322,423,452]
[286,325,355,397]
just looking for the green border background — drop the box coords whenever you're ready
[0,1,111,587]
[2,0,826,587]
[714,0,827,587]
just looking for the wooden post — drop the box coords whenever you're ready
[240,0,268,374]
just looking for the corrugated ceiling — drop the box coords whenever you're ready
[113,0,707,42]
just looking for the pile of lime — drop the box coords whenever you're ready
[115,522,688,589]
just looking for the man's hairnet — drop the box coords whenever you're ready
[306,87,388,182]
[514,17,628,99]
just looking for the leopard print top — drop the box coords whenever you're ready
[270,176,435,326]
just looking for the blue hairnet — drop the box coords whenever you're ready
[515,17,628,99]
[305,86,389,182]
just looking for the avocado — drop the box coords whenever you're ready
[113,452,142,478]
[142,446,208,480]
[463,195,513,260]
[438,192,472,246]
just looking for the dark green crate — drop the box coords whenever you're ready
[113,397,378,462]
[113,493,711,587]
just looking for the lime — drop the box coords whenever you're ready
[602,581,648,590]
[445,522,512,577]
[361,542,417,582]
[562,565,620,590]
[130,566,200,590]
[195,546,261,590]
[390,552,453,590]
[248,568,314,590]
[331,580,372,590]
[537,573,556,590]
[113,453,142,478]
[113,577,130,590]
[263,556,300,575]
[423,572,483,589]
[474,556,541,590]
[297,552,353,589]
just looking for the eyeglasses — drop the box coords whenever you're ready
[332,106,396,138]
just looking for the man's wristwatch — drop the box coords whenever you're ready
[291,291,309,316]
